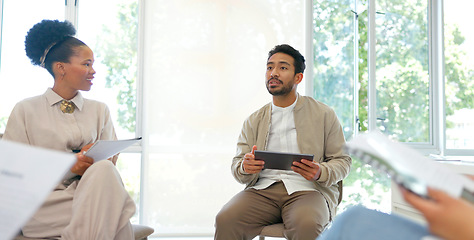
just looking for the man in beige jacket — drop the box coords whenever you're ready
[214,44,352,240]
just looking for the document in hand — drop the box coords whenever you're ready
[0,140,75,240]
[84,137,142,162]
[345,131,474,203]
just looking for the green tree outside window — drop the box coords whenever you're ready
[313,0,473,212]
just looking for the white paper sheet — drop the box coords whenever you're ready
[0,140,75,240]
[346,131,474,202]
[84,137,142,162]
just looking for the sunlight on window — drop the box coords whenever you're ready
[76,0,141,224]
[375,0,429,143]
[142,0,306,236]
[313,0,393,214]
[2,1,471,238]
[77,0,138,139]
[445,1,474,149]
[0,1,63,132]
[116,153,142,224]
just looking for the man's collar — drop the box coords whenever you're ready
[272,93,299,110]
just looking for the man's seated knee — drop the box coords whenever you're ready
[215,208,240,227]
[289,217,325,235]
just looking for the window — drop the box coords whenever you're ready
[0,0,141,223]
[77,0,138,139]
[76,0,141,222]
[444,0,474,152]
[313,0,431,213]
[375,0,430,143]
[1,0,471,238]
[313,0,355,140]
[0,0,139,139]
[313,0,474,213]
[141,0,306,236]
[0,0,63,131]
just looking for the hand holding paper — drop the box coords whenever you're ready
[84,137,142,162]
[71,144,94,176]
[345,131,474,203]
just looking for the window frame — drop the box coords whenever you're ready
[0,0,3,68]
[0,0,471,234]
[307,0,470,157]
[0,0,145,224]
[68,0,148,222]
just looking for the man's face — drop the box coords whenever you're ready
[265,52,299,96]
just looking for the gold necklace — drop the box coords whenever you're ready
[60,100,75,114]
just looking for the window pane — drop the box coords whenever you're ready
[313,0,356,140]
[116,152,141,224]
[76,0,141,225]
[375,0,429,143]
[0,1,63,132]
[142,0,306,236]
[313,0,391,214]
[77,0,138,139]
[444,1,474,149]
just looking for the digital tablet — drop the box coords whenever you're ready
[254,150,314,170]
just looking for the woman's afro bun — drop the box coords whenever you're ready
[25,19,76,66]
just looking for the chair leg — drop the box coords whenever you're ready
[259,236,265,240]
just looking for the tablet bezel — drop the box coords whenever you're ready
[254,150,314,170]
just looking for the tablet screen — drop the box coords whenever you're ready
[254,150,314,170]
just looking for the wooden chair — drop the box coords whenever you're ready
[258,181,343,239]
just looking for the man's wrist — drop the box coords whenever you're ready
[313,163,322,181]
[240,161,248,174]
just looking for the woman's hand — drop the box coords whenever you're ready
[71,143,94,175]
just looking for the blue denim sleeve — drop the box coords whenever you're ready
[317,205,434,240]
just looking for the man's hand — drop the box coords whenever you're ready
[71,143,94,176]
[292,159,321,181]
[402,187,474,240]
[242,145,265,174]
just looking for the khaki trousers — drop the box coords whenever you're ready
[215,182,330,240]
[22,160,136,240]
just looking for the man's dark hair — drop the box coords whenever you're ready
[267,44,306,74]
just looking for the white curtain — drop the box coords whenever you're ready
[142,0,306,236]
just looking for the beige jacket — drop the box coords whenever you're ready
[232,95,352,218]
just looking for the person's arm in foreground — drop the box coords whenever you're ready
[402,187,474,240]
